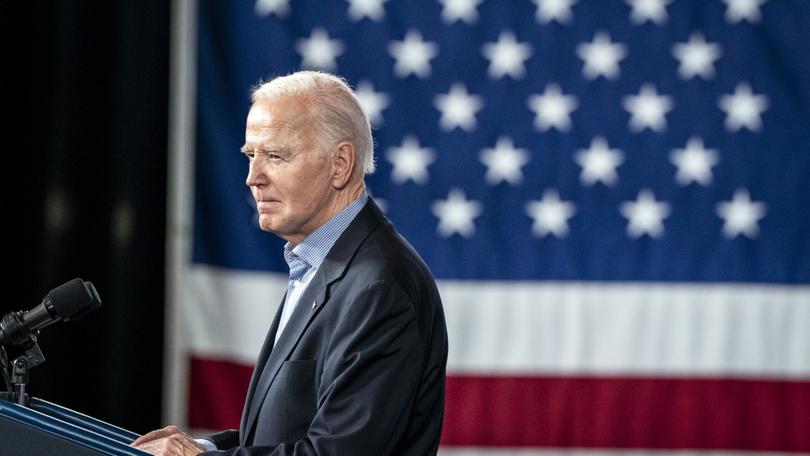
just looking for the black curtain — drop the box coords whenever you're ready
[11,1,172,434]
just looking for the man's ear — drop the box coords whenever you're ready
[332,142,356,189]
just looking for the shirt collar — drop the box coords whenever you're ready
[284,191,368,270]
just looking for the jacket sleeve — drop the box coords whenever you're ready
[204,429,239,451]
[203,279,426,456]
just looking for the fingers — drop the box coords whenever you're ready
[134,431,204,456]
[131,425,183,446]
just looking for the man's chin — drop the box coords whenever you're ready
[259,217,292,238]
[257,216,277,233]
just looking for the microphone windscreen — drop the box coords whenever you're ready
[47,278,102,321]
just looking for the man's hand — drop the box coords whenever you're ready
[131,425,205,456]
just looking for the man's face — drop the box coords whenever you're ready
[242,97,336,244]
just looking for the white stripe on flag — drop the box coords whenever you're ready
[185,266,810,376]
[185,265,286,364]
[440,280,810,377]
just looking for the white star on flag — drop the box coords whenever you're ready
[434,83,484,131]
[295,28,344,70]
[623,84,674,133]
[672,32,723,80]
[388,30,439,79]
[480,136,530,185]
[355,80,390,125]
[621,189,671,238]
[528,83,578,132]
[577,31,627,80]
[723,0,768,24]
[716,189,767,238]
[718,82,769,132]
[481,31,533,80]
[525,189,577,238]
[669,136,720,186]
[438,0,482,24]
[386,135,435,184]
[575,136,624,186]
[346,0,387,21]
[254,0,290,17]
[532,0,578,24]
[432,188,482,238]
[627,0,672,24]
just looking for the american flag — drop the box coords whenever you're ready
[168,0,810,454]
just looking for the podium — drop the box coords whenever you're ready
[0,395,147,455]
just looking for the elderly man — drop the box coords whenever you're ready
[134,71,448,455]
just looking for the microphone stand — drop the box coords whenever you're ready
[0,332,45,408]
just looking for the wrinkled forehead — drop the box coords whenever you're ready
[245,97,312,146]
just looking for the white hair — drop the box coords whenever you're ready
[251,71,375,174]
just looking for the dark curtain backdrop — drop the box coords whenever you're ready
[11,2,172,434]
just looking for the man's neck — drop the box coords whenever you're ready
[330,181,366,215]
[285,182,367,246]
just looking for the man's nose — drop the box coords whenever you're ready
[246,159,266,187]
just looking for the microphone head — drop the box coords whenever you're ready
[45,278,102,321]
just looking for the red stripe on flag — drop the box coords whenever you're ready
[188,357,252,429]
[187,357,810,452]
[442,374,810,452]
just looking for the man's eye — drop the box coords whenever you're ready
[244,150,284,161]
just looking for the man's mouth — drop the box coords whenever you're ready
[256,200,280,211]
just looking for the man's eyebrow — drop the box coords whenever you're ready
[240,145,290,155]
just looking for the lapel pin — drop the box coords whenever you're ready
[312,300,318,310]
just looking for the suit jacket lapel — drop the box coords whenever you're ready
[241,199,387,443]
[241,271,329,443]
[239,293,284,443]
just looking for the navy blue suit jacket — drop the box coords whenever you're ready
[205,199,448,455]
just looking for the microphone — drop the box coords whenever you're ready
[0,279,102,346]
